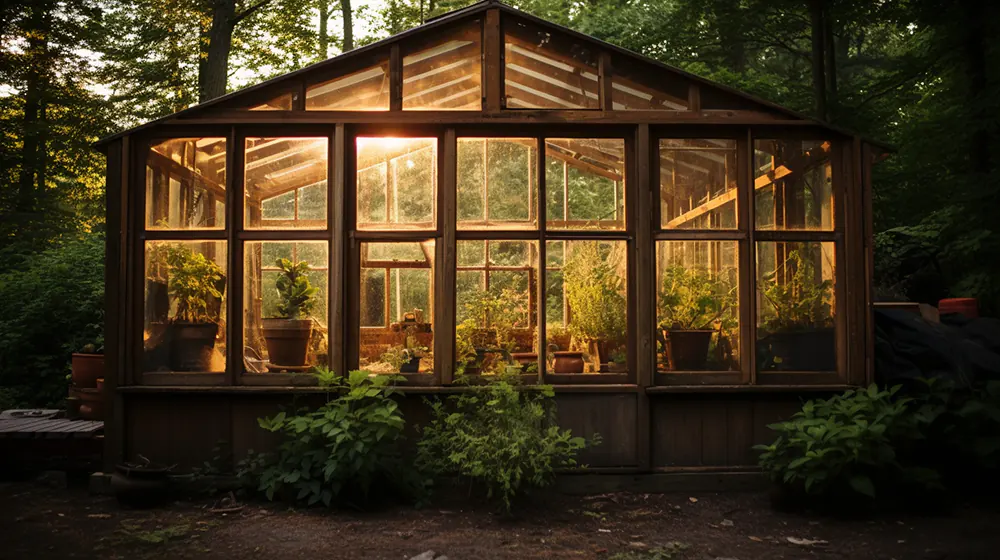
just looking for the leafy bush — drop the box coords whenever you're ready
[248,369,423,507]
[416,374,598,513]
[0,232,104,407]
[162,244,225,323]
[755,385,940,503]
[273,258,317,319]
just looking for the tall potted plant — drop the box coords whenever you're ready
[262,258,318,369]
[563,241,627,372]
[165,245,226,371]
[757,248,835,371]
[456,287,528,375]
[657,265,736,370]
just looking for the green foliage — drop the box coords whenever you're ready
[455,286,529,373]
[0,232,104,407]
[755,385,941,502]
[416,374,598,513]
[563,241,626,345]
[162,245,225,324]
[249,369,422,507]
[657,265,736,330]
[759,249,834,333]
[272,258,318,320]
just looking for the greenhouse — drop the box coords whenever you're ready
[96,0,884,476]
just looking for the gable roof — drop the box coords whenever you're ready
[95,0,891,151]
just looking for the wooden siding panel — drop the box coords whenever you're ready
[125,396,231,471]
[555,393,637,468]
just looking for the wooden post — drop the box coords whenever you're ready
[390,44,402,112]
[226,127,242,385]
[438,129,457,384]
[739,129,756,384]
[103,137,125,471]
[330,124,346,376]
[598,53,613,112]
[483,8,502,113]
[634,124,653,472]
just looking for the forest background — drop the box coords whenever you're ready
[1,0,998,407]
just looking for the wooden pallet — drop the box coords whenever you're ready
[0,418,104,440]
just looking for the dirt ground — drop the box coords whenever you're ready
[1,477,998,560]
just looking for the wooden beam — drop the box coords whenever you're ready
[389,44,402,112]
[330,124,345,377]
[484,8,502,112]
[599,53,613,111]
[438,129,457,385]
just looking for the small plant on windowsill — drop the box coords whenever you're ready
[262,258,318,371]
[162,245,226,372]
[757,248,835,371]
[656,265,736,371]
[455,287,530,375]
[244,368,427,508]
[562,241,627,372]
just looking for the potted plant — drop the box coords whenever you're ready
[71,335,104,389]
[456,288,528,375]
[262,258,318,370]
[164,245,226,371]
[562,241,627,373]
[657,265,736,370]
[757,248,835,371]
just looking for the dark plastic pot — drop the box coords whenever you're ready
[168,322,218,371]
[111,464,171,508]
[665,329,714,370]
[71,353,104,388]
[759,328,836,371]
[262,318,313,368]
[399,354,421,373]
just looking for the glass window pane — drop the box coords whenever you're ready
[249,93,293,111]
[245,137,329,230]
[356,137,437,230]
[306,61,390,111]
[456,240,538,376]
[545,138,625,230]
[612,58,689,111]
[243,242,329,373]
[403,19,482,110]
[545,240,627,374]
[457,138,537,230]
[145,138,226,230]
[656,241,739,372]
[143,241,227,373]
[359,241,435,374]
[754,140,833,231]
[660,139,737,229]
[756,241,836,371]
[504,19,599,109]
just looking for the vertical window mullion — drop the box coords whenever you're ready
[226,127,243,385]
[738,129,755,385]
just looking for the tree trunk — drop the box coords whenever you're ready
[342,0,354,52]
[17,1,51,212]
[319,1,330,59]
[199,0,237,103]
[809,0,828,120]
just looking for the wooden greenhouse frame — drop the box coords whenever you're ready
[96,0,887,480]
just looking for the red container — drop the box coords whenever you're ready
[938,298,979,319]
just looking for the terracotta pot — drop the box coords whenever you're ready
[71,353,104,388]
[664,329,714,370]
[95,378,104,392]
[510,352,538,373]
[168,322,218,371]
[71,387,103,420]
[552,351,585,373]
[262,318,313,368]
[112,464,171,508]
[939,298,978,319]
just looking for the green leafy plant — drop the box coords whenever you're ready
[249,369,423,507]
[755,384,940,503]
[416,374,599,513]
[657,265,736,330]
[272,258,317,320]
[164,245,225,324]
[563,241,626,347]
[455,287,529,374]
[759,248,833,333]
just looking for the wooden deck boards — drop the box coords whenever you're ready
[0,418,104,439]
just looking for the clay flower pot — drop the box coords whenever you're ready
[71,353,105,388]
[262,318,313,369]
[552,351,585,373]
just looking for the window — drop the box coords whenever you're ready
[545,138,625,230]
[143,241,228,374]
[546,240,627,374]
[754,139,833,231]
[356,137,437,230]
[504,19,599,109]
[243,241,329,374]
[656,241,739,372]
[756,241,836,372]
[403,20,482,110]
[306,61,391,111]
[359,241,435,374]
[456,240,539,375]
[660,139,737,229]
[457,138,537,230]
[145,138,226,230]
[244,137,329,230]
[249,93,293,111]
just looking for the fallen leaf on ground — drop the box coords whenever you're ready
[721,519,734,527]
[748,536,763,542]
[87,514,112,519]
[787,537,829,547]
[598,528,611,533]
[689,497,698,503]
